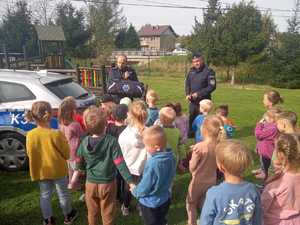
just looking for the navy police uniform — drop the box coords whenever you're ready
[107,66,139,102]
[108,66,138,85]
[185,65,216,136]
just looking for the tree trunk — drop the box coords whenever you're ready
[226,66,230,81]
[230,66,235,85]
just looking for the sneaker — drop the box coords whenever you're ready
[64,209,78,224]
[121,204,130,216]
[43,216,55,225]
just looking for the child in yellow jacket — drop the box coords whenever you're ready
[26,101,77,225]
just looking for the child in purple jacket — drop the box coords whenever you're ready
[253,109,278,181]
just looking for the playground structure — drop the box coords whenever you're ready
[0,26,66,70]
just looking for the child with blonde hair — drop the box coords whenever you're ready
[192,99,213,143]
[75,107,134,225]
[186,115,226,225]
[145,89,159,127]
[253,109,278,180]
[58,97,83,190]
[26,101,77,225]
[262,133,300,225]
[271,112,298,175]
[159,106,181,161]
[118,100,148,215]
[131,125,176,225]
[200,140,261,225]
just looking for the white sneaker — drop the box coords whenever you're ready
[121,204,129,216]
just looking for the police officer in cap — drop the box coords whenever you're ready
[185,53,216,137]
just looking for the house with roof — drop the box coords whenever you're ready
[138,25,178,52]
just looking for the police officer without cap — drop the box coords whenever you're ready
[185,53,216,137]
[108,54,139,102]
[108,54,139,84]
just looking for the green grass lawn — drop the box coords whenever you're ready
[1,75,300,225]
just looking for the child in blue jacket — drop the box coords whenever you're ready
[200,140,261,225]
[130,125,176,225]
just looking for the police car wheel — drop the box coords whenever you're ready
[0,132,27,171]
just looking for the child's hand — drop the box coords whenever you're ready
[129,183,136,192]
[186,95,192,101]
[191,143,202,154]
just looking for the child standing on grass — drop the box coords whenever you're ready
[106,104,130,215]
[262,133,300,225]
[215,105,235,138]
[75,107,134,225]
[174,102,189,144]
[131,125,176,225]
[192,99,213,143]
[58,97,83,190]
[253,110,278,180]
[159,106,181,162]
[25,101,77,225]
[200,139,261,225]
[145,89,159,127]
[186,115,225,225]
[118,101,148,215]
[271,112,298,175]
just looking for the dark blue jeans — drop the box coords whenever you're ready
[139,199,171,225]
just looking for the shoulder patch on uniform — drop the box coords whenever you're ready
[210,79,216,86]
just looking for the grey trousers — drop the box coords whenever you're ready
[39,177,72,219]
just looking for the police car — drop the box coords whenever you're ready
[0,70,96,171]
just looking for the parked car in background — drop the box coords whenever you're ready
[0,70,96,171]
[172,48,189,56]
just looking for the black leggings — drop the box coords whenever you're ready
[260,155,271,179]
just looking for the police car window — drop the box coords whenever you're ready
[0,81,36,103]
[45,79,89,100]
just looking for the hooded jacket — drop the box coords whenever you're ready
[132,150,176,208]
[76,134,133,184]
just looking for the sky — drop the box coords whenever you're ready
[0,0,296,35]
[119,0,296,35]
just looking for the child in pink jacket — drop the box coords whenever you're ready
[262,133,300,225]
[253,110,278,181]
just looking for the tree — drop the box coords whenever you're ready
[270,1,300,88]
[115,28,126,49]
[30,0,56,25]
[287,0,300,34]
[0,0,37,56]
[55,1,90,57]
[271,32,300,88]
[88,0,126,62]
[189,0,222,65]
[124,24,140,49]
[215,1,268,84]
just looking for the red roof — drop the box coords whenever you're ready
[138,24,177,37]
